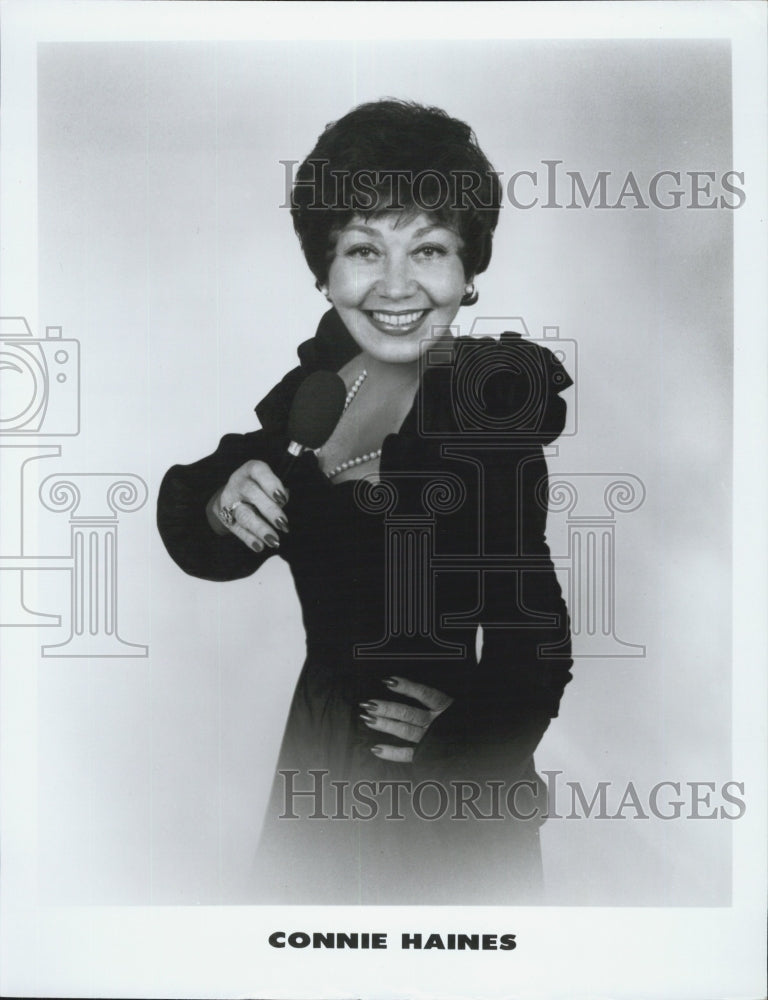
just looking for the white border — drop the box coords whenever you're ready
[1,2,765,998]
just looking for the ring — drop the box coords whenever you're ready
[219,500,244,527]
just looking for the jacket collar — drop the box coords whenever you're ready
[254,308,360,432]
[296,307,361,372]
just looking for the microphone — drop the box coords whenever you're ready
[278,370,347,481]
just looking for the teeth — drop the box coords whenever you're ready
[371,310,426,327]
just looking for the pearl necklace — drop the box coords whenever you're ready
[321,369,383,481]
[342,369,368,410]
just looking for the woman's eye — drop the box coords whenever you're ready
[345,245,379,259]
[414,244,449,259]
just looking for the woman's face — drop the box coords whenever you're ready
[326,212,467,364]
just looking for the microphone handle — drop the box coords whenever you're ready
[276,440,310,484]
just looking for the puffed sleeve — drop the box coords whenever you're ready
[413,333,573,781]
[156,429,285,582]
[156,308,360,583]
[455,331,573,443]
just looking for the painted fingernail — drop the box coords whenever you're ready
[275,515,289,533]
[251,541,264,552]
[359,701,378,711]
[273,489,288,505]
[382,677,398,688]
[360,713,377,724]
[264,533,280,548]
[370,746,383,756]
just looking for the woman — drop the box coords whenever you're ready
[157,100,573,904]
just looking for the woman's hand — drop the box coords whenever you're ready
[360,676,454,763]
[206,459,290,552]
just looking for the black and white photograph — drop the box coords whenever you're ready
[0,1,765,997]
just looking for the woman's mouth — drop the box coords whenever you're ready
[366,309,430,335]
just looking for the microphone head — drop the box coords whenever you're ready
[287,370,347,450]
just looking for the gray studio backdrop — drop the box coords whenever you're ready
[33,40,732,904]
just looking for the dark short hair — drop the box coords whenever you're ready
[290,99,501,286]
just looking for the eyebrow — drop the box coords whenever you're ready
[340,223,455,239]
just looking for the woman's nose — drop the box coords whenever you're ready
[377,254,416,299]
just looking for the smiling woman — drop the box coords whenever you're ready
[315,214,468,484]
[329,216,466,359]
[157,99,573,904]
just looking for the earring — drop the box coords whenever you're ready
[461,282,478,307]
